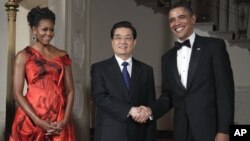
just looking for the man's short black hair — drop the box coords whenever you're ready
[111,21,137,39]
[169,2,193,16]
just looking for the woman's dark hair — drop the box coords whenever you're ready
[110,21,137,39]
[27,7,56,28]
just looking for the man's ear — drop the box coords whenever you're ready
[133,39,137,48]
[192,14,197,24]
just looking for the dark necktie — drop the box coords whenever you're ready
[175,39,191,50]
[122,62,130,92]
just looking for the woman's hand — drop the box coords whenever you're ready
[34,118,59,135]
[55,120,66,130]
[45,120,67,136]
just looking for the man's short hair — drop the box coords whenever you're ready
[111,21,137,39]
[168,2,193,16]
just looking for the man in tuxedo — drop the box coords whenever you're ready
[91,21,156,141]
[138,2,235,141]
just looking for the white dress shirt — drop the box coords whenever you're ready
[115,55,132,77]
[177,32,195,88]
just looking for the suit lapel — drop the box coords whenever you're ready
[170,49,186,91]
[186,35,203,90]
[130,58,142,99]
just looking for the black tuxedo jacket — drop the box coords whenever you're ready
[91,56,156,141]
[151,35,234,141]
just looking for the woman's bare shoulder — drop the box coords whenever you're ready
[14,48,30,64]
[50,45,68,56]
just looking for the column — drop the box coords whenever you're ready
[4,0,19,140]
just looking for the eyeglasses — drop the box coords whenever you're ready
[113,36,134,42]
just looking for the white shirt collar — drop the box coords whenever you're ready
[178,32,196,47]
[115,55,132,66]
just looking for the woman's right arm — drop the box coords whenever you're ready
[13,50,57,132]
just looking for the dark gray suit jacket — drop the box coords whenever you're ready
[151,35,235,141]
[91,56,156,141]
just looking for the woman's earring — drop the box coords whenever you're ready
[32,36,36,41]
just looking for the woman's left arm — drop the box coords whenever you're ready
[57,65,74,130]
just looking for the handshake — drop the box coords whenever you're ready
[129,106,152,123]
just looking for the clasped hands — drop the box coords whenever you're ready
[45,121,64,136]
[35,118,65,136]
[129,106,152,123]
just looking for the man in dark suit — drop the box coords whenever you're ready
[138,2,235,141]
[91,21,156,141]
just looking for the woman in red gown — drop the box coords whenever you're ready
[9,7,75,141]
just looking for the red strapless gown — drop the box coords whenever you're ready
[9,47,75,141]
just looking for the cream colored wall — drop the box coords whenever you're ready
[227,44,250,86]
[16,6,31,55]
[48,0,66,50]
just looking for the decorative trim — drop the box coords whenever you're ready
[235,86,250,94]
